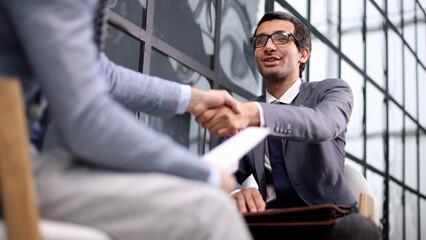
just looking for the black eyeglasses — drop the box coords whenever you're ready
[250,31,299,48]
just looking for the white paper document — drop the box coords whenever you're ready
[202,127,271,174]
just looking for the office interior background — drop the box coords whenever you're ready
[104,0,425,239]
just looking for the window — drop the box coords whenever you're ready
[105,1,426,238]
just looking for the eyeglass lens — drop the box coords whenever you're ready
[252,32,290,48]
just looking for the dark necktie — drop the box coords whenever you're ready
[267,101,302,208]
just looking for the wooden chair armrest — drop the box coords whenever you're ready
[359,192,376,224]
[0,78,41,240]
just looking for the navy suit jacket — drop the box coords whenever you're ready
[236,78,357,207]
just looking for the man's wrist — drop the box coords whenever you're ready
[242,102,261,127]
[178,85,192,114]
[185,87,203,115]
[253,102,265,127]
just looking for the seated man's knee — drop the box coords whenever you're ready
[327,214,380,240]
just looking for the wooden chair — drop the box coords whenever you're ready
[0,77,112,240]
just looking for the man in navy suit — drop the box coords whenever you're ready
[197,12,379,239]
[198,10,356,212]
[197,11,380,239]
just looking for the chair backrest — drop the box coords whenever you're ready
[343,162,379,225]
[0,77,41,240]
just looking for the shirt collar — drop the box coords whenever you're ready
[266,78,301,104]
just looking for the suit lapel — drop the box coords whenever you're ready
[293,80,311,107]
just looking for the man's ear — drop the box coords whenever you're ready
[299,48,310,64]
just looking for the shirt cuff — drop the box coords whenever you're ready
[207,167,222,187]
[230,188,241,196]
[254,102,265,127]
[176,85,191,114]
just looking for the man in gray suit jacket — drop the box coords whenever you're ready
[198,10,356,212]
[197,11,380,240]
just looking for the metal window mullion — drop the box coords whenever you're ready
[107,10,147,42]
[142,0,154,75]
[306,0,311,83]
[218,77,256,99]
[151,37,216,81]
[383,0,390,239]
[414,3,421,240]
[400,0,407,239]
[338,0,342,80]
[346,152,386,178]
[362,0,367,177]
[209,0,223,150]
[368,0,425,71]
[266,0,274,12]
[417,127,421,240]
[213,0,223,90]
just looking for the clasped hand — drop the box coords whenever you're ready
[194,99,260,137]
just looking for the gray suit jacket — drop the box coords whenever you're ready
[0,0,212,181]
[236,78,357,207]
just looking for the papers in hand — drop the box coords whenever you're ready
[202,127,271,174]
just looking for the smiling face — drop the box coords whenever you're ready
[254,19,309,85]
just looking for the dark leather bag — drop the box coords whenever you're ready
[244,204,351,240]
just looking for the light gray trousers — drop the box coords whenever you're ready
[33,149,252,240]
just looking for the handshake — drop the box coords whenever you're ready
[186,88,260,137]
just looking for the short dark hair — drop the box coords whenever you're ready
[253,11,312,78]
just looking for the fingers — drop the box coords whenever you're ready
[231,187,266,213]
[251,188,266,211]
[188,88,254,137]
[196,107,240,137]
[233,190,249,213]
[209,121,239,137]
[201,110,233,133]
[195,107,222,126]
[187,88,242,117]
[221,90,242,114]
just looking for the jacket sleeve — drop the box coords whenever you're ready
[98,53,182,119]
[2,0,211,181]
[260,79,353,143]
